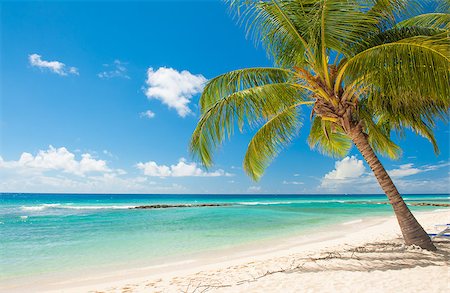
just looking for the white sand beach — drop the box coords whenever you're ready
[7,209,446,293]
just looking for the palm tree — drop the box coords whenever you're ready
[190,0,449,251]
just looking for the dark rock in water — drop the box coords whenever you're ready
[407,202,450,207]
[131,203,230,209]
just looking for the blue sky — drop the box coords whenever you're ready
[0,0,449,194]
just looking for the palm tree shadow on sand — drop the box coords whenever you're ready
[286,239,449,273]
[174,239,449,292]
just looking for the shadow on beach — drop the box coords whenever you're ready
[133,238,449,293]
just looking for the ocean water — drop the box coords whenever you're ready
[0,193,448,281]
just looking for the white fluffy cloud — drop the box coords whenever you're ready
[144,67,207,117]
[319,156,369,192]
[0,146,188,193]
[136,158,231,177]
[0,146,109,176]
[98,60,130,79]
[140,110,156,119]
[324,156,366,180]
[29,54,78,76]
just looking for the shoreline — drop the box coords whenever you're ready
[3,209,449,292]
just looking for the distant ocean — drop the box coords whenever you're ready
[1,193,448,281]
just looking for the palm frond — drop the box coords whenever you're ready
[201,67,294,112]
[295,0,382,64]
[358,106,402,159]
[317,0,380,58]
[387,114,440,154]
[396,13,450,30]
[337,34,450,102]
[243,105,302,180]
[437,0,450,13]
[228,0,312,67]
[347,26,443,57]
[364,0,410,29]
[307,117,352,158]
[362,91,449,154]
[229,1,385,67]
[191,81,303,167]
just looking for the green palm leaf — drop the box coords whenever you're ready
[229,0,312,67]
[363,92,449,154]
[364,0,410,28]
[191,82,303,167]
[338,34,450,102]
[307,117,352,158]
[437,0,450,13]
[396,13,450,30]
[348,27,443,56]
[200,67,294,112]
[244,105,303,180]
[358,105,402,159]
[316,0,380,58]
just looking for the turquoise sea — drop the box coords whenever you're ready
[0,193,448,282]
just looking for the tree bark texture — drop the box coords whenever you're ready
[349,124,436,251]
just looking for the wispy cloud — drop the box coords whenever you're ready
[0,171,186,194]
[28,53,78,76]
[247,186,261,192]
[140,110,155,119]
[319,157,450,194]
[388,162,450,178]
[283,180,304,185]
[136,158,232,177]
[388,163,421,178]
[98,60,130,79]
[144,67,207,117]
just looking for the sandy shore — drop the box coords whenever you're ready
[6,209,450,293]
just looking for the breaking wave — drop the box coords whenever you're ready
[237,201,293,206]
[21,204,136,211]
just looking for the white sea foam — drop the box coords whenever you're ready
[237,200,347,205]
[237,201,293,206]
[61,205,136,210]
[21,206,47,211]
[21,204,61,211]
[301,200,347,203]
[20,216,28,220]
[21,206,42,211]
[21,204,135,211]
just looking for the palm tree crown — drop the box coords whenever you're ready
[191,0,449,250]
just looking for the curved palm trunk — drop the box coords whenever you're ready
[349,124,436,251]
